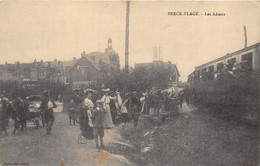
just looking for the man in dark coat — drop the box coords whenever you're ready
[72,89,84,123]
[39,90,56,134]
[126,92,142,128]
[12,93,25,132]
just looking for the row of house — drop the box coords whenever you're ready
[0,38,181,89]
[0,39,120,88]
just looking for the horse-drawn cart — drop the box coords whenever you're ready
[26,95,44,128]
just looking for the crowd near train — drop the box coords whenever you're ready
[0,81,191,139]
[2,44,257,138]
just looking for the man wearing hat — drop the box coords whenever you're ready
[125,92,142,128]
[72,89,84,123]
[12,92,25,132]
[73,89,83,106]
[39,90,57,134]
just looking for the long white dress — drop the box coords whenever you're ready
[115,93,123,111]
[84,97,94,126]
[101,95,114,128]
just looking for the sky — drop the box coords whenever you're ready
[0,1,259,81]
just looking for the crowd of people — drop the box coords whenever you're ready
[63,85,192,148]
[64,87,144,148]
[0,84,191,150]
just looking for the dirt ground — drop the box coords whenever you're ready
[121,103,259,166]
[0,103,259,166]
[0,108,136,166]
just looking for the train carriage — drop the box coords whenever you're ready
[188,43,260,123]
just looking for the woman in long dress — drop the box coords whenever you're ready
[101,88,114,129]
[77,90,95,143]
[77,103,94,143]
[83,90,94,139]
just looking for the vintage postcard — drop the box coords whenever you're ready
[0,1,259,166]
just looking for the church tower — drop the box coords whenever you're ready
[108,38,112,48]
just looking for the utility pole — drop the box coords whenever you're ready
[244,25,247,48]
[125,1,130,73]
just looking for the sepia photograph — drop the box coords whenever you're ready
[0,1,259,166]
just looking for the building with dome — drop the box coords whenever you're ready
[0,39,120,88]
[68,38,120,87]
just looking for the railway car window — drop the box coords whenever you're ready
[241,52,252,70]
[208,65,214,80]
[208,65,214,72]
[227,58,236,70]
[227,58,236,64]
[201,68,206,74]
[241,52,252,61]
[197,70,200,82]
[217,63,223,72]
[197,70,200,76]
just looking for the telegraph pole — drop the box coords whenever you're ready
[125,1,130,73]
[244,25,247,48]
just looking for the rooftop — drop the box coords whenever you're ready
[196,42,260,70]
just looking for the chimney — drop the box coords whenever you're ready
[54,59,57,62]
[73,57,77,60]
[81,51,86,57]
[41,60,43,63]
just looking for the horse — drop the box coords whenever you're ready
[0,98,9,136]
[12,97,29,132]
[0,98,22,135]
